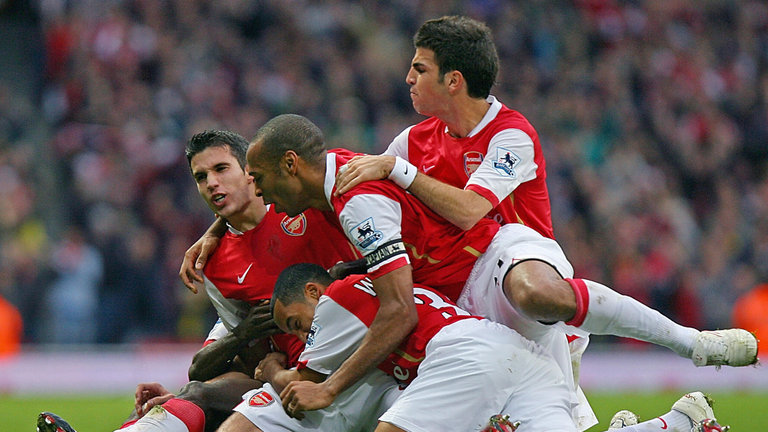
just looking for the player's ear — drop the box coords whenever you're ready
[244,165,254,183]
[304,282,321,301]
[282,150,299,175]
[446,70,463,93]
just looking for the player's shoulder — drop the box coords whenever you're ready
[409,116,444,137]
[323,275,379,324]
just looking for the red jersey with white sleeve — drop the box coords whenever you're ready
[296,275,481,385]
[202,205,360,365]
[326,149,499,301]
[384,95,554,239]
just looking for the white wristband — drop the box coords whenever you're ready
[388,156,417,189]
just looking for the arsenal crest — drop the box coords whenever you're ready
[281,213,307,236]
[463,151,484,176]
[248,390,275,407]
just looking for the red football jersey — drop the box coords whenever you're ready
[327,149,499,302]
[300,274,481,385]
[385,96,554,239]
[203,205,360,365]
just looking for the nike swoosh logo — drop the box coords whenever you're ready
[422,165,435,173]
[237,263,254,284]
[657,417,668,429]
[404,164,409,175]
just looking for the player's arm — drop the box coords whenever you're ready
[180,216,228,292]
[280,265,417,414]
[255,352,326,394]
[188,302,280,382]
[336,156,492,230]
[405,172,493,230]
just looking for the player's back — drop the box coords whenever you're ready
[329,149,499,301]
[325,274,481,385]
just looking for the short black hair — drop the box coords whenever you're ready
[414,15,499,99]
[186,129,250,169]
[251,114,326,170]
[271,263,335,314]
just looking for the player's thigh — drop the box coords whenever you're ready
[217,412,263,432]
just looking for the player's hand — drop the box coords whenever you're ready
[334,155,396,196]
[135,382,175,417]
[328,258,368,280]
[179,233,221,293]
[280,380,335,419]
[232,301,282,342]
[254,352,288,382]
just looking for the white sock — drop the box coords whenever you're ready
[611,410,693,431]
[116,399,204,432]
[566,278,699,357]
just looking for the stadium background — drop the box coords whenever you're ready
[0,0,766,430]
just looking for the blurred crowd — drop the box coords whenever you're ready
[0,0,766,347]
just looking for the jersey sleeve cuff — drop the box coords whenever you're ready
[466,184,500,207]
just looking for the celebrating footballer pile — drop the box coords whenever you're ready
[38,15,754,432]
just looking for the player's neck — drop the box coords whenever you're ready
[443,96,490,138]
[227,199,268,232]
[304,165,333,212]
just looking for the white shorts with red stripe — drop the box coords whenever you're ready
[379,318,577,432]
[457,223,597,431]
[234,370,400,432]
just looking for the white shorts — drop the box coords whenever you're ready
[379,319,577,432]
[457,223,597,430]
[234,370,401,432]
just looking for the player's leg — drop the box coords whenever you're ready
[117,374,258,432]
[606,391,730,432]
[175,373,260,431]
[503,260,701,359]
[493,224,757,367]
[119,398,205,432]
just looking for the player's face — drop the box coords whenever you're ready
[273,299,316,343]
[190,146,254,220]
[406,47,451,117]
[247,142,305,216]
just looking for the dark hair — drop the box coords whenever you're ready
[271,263,335,314]
[414,15,499,99]
[251,114,326,170]
[186,129,250,169]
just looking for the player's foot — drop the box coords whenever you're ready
[481,414,520,432]
[672,391,719,430]
[692,418,730,432]
[37,412,77,432]
[608,409,639,429]
[691,329,758,367]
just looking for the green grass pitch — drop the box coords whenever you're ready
[2,391,766,430]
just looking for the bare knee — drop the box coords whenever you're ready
[503,261,576,322]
